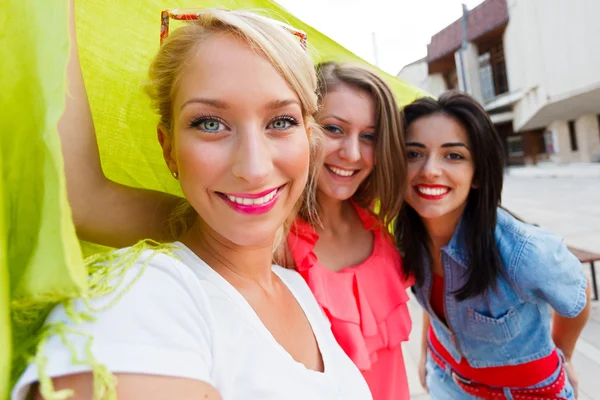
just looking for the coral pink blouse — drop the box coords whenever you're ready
[287,204,413,400]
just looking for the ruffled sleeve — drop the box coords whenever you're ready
[287,209,413,372]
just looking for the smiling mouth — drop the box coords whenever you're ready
[415,185,451,199]
[326,165,359,178]
[216,185,285,215]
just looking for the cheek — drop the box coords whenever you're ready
[322,137,340,161]
[404,163,421,197]
[177,136,228,188]
[363,143,376,169]
[276,134,310,188]
[406,162,420,183]
[457,167,476,192]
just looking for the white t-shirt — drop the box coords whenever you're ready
[12,242,372,400]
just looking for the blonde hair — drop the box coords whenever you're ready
[144,9,321,242]
[307,61,407,227]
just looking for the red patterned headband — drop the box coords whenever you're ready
[160,9,308,50]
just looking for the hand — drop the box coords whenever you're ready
[418,352,428,393]
[564,361,579,399]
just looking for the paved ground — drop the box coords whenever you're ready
[404,174,600,399]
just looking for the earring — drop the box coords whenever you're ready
[172,171,178,179]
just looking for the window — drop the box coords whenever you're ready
[507,135,525,157]
[568,120,578,151]
[478,42,508,99]
[479,53,495,101]
[444,70,459,90]
[494,59,508,95]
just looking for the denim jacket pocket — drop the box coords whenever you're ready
[465,307,520,343]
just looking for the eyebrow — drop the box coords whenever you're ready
[266,99,302,110]
[180,98,228,111]
[180,98,301,112]
[321,114,376,130]
[406,141,469,149]
[442,142,468,149]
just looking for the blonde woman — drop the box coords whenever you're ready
[51,33,414,400]
[12,3,372,400]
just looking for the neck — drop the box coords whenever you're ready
[422,208,465,255]
[181,219,275,287]
[315,191,354,234]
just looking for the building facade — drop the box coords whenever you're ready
[397,0,600,165]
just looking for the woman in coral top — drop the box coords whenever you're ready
[280,62,413,400]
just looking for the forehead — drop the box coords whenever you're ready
[173,33,299,111]
[320,84,375,123]
[407,113,470,146]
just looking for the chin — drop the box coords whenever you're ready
[323,188,356,202]
[406,203,445,220]
[416,210,447,220]
[221,223,281,247]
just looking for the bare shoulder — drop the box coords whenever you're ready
[34,372,221,400]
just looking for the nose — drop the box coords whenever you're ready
[420,155,442,179]
[339,135,361,163]
[231,125,272,185]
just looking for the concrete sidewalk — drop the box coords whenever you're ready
[506,162,600,178]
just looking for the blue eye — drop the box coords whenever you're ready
[201,120,221,131]
[189,116,226,133]
[323,125,343,135]
[269,116,299,130]
[361,133,376,142]
[271,120,289,129]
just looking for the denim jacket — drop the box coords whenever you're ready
[413,208,588,368]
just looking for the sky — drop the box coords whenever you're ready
[276,0,486,76]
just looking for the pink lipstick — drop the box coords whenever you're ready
[218,185,284,215]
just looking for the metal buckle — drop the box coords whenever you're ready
[451,371,472,386]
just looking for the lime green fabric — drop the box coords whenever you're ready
[0,140,10,400]
[1,1,86,398]
[2,0,426,398]
[76,0,428,194]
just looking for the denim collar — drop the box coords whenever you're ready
[441,213,470,269]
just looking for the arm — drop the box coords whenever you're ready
[23,254,220,400]
[552,278,592,361]
[513,232,591,346]
[419,311,430,391]
[421,310,430,356]
[34,373,221,400]
[514,231,590,399]
[63,0,179,248]
[551,278,591,400]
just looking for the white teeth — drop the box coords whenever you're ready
[328,166,355,177]
[418,186,449,196]
[226,189,277,206]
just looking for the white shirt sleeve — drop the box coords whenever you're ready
[12,251,215,400]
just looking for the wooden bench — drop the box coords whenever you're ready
[567,246,600,301]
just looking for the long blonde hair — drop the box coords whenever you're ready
[144,9,322,243]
